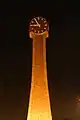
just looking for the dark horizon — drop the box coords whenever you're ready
[0,1,80,120]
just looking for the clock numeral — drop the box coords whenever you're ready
[30,24,33,26]
[44,20,46,23]
[41,18,43,20]
[37,17,40,20]
[45,24,47,26]
[31,21,34,23]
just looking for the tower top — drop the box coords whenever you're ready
[29,16,49,38]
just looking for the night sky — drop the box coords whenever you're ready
[0,1,80,120]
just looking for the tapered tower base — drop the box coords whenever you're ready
[27,34,52,120]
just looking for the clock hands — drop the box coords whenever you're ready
[30,24,39,26]
[34,18,40,27]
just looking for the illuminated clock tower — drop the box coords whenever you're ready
[27,16,52,120]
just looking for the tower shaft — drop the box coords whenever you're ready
[27,35,52,120]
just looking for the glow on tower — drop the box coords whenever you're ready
[27,16,52,120]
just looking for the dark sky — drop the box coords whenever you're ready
[0,1,80,120]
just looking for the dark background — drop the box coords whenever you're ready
[0,1,80,120]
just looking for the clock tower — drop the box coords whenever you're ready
[27,16,52,120]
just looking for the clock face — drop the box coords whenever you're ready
[29,16,49,34]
